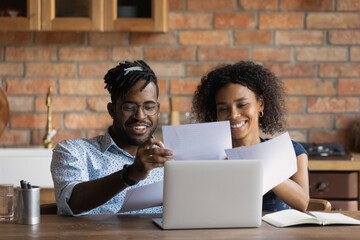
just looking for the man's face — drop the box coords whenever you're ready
[109,80,159,147]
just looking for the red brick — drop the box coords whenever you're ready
[34,32,85,44]
[79,63,116,77]
[329,30,360,44]
[31,130,83,146]
[337,0,360,11]
[0,130,29,145]
[144,47,196,61]
[168,96,193,112]
[26,63,75,77]
[0,63,22,76]
[234,31,272,45]
[6,47,56,61]
[275,31,324,45]
[280,0,333,10]
[308,97,358,113]
[5,78,56,95]
[112,47,142,61]
[285,97,305,113]
[0,32,31,44]
[253,48,291,61]
[169,0,184,10]
[287,130,307,142]
[179,31,231,46]
[59,79,107,95]
[336,115,360,129]
[170,79,200,95]
[7,96,33,112]
[54,130,83,142]
[130,32,175,45]
[198,48,249,61]
[186,63,219,77]
[187,0,236,10]
[350,47,360,61]
[150,63,184,77]
[260,13,303,29]
[158,79,167,95]
[169,13,212,29]
[87,97,109,112]
[36,97,86,112]
[306,13,359,29]
[89,32,129,45]
[87,130,106,139]
[309,130,352,146]
[239,0,276,10]
[319,64,360,77]
[158,96,170,112]
[11,113,61,129]
[264,64,316,77]
[283,79,335,96]
[338,78,360,95]
[285,114,331,128]
[295,47,347,62]
[59,47,109,61]
[65,113,111,129]
[214,13,256,29]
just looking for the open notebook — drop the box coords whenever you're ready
[153,159,263,229]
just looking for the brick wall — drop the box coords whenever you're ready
[0,0,359,148]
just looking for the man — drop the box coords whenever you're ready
[51,60,173,215]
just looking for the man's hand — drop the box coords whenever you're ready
[127,138,173,182]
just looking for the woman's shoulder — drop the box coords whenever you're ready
[291,140,308,157]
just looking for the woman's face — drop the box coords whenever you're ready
[215,83,264,147]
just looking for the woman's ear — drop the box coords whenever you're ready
[107,102,114,119]
[258,96,264,112]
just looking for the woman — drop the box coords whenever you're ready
[192,61,309,212]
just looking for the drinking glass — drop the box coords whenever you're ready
[0,184,14,222]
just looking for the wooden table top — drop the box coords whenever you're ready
[309,152,360,171]
[1,212,360,240]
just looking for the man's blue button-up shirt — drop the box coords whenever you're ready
[51,131,163,216]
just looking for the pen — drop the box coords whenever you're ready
[20,180,27,189]
[27,182,32,189]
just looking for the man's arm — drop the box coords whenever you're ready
[68,138,173,214]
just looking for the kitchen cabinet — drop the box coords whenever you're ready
[309,152,360,210]
[0,0,167,32]
[0,0,41,31]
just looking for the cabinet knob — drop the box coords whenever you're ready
[316,182,327,192]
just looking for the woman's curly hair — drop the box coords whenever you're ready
[192,61,285,135]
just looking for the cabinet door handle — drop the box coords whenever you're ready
[316,182,327,192]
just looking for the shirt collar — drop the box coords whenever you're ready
[100,128,135,159]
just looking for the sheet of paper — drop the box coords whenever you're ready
[162,121,232,160]
[119,180,163,213]
[225,132,297,195]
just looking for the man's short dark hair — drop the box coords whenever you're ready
[104,60,159,103]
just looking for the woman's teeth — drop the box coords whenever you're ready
[231,122,245,128]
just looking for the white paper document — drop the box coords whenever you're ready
[225,132,297,195]
[119,180,163,213]
[162,121,232,160]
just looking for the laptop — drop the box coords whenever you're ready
[153,159,263,229]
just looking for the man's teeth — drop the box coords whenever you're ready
[134,126,146,129]
[231,122,245,128]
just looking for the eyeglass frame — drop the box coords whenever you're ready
[120,101,160,117]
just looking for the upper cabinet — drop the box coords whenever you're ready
[0,0,41,31]
[104,0,167,32]
[0,0,167,32]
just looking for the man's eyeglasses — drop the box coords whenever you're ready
[121,102,159,116]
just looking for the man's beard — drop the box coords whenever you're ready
[113,119,157,146]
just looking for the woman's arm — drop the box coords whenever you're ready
[272,153,310,212]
